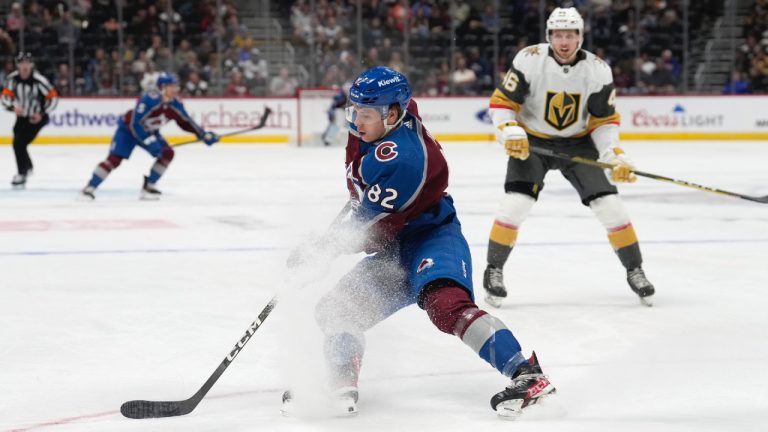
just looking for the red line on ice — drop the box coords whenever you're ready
[0,219,178,232]
[6,410,118,432]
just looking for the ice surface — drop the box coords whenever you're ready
[1,140,767,431]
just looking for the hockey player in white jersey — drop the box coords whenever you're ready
[483,7,655,307]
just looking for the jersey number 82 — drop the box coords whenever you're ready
[368,184,398,210]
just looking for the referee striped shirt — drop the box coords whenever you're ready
[1,71,59,117]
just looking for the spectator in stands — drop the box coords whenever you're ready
[379,38,394,63]
[6,2,25,36]
[131,51,150,79]
[649,57,677,94]
[86,48,108,94]
[174,39,195,73]
[451,54,476,95]
[146,35,164,64]
[722,71,750,94]
[141,65,160,92]
[0,28,15,57]
[154,47,173,73]
[25,2,45,34]
[411,9,431,39]
[270,67,298,96]
[54,63,71,96]
[224,69,249,97]
[450,0,471,28]
[56,10,80,47]
[467,47,492,92]
[0,59,15,85]
[388,51,407,74]
[389,0,410,32]
[123,36,138,63]
[291,0,312,43]
[319,15,344,46]
[749,47,768,92]
[661,49,681,82]
[362,16,385,47]
[613,64,633,93]
[184,70,209,96]
[363,46,381,69]
[239,47,269,88]
[480,4,500,33]
[196,39,214,66]
[158,3,183,40]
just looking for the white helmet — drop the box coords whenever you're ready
[546,7,584,51]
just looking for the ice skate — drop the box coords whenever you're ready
[627,267,655,307]
[11,173,26,189]
[483,265,507,308]
[491,351,555,419]
[330,386,359,416]
[140,176,161,200]
[80,185,96,200]
[325,358,360,416]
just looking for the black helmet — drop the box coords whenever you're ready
[15,52,34,64]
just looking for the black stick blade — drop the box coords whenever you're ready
[121,400,192,419]
[753,195,768,204]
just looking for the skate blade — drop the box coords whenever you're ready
[639,295,654,307]
[280,398,357,418]
[140,193,161,201]
[11,184,26,190]
[485,294,504,308]
[496,389,556,420]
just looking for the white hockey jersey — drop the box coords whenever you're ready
[489,43,620,139]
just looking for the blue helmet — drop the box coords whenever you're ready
[349,66,411,112]
[156,72,179,89]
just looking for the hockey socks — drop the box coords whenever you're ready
[147,146,175,184]
[423,286,526,375]
[88,154,123,188]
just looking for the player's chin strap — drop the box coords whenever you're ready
[381,108,408,138]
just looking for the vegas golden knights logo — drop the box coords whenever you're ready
[544,91,581,130]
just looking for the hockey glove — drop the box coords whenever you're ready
[202,131,219,146]
[497,121,529,160]
[603,147,637,183]
[143,135,163,157]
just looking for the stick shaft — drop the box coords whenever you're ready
[529,145,768,203]
[120,296,278,419]
[172,107,272,147]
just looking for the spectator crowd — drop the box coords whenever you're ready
[0,0,757,97]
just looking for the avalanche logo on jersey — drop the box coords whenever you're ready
[375,141,398,162]
[545,91,581,130]
[143,112,168,132]
[416,258,434,274]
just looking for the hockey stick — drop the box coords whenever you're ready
[120,202,353,419]
[171,107,272,147]
[120,296,278,419]
[529,145,768,204]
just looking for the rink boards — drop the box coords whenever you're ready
[2,95,768,145]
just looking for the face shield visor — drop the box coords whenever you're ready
[345,101,390,125]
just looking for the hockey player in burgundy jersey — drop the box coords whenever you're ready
[284,66,555,418]
[80,73,219,200]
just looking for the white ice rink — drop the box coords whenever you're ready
[1,140,767,432]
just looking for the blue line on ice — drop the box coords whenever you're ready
[2,238,768,256]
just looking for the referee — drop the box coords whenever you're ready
[1,52,59,188]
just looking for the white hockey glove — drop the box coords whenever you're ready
[602,147,637,183]
[496,121,529,160]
